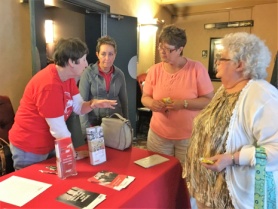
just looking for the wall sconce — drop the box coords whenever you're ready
[45,20,54,44]
[139,18,164,27]
[138,18,163,42]
[44,0,54,6]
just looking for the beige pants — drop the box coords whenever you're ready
[147,128,189,165]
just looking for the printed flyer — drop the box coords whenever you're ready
[88,170,135,191]
[56,187,106,209]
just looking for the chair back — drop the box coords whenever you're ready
[137,73,147,94]
[136,73,147,108]
[0,95,15,175]
[0,96,15,143]
[136,74,151,136]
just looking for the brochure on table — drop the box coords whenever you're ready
[86,126,107,165]
[88,170,135,191]
[57,186,106,209]
[55,137,77,179]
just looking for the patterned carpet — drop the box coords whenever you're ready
[133,120,149,150]
[132,138,147,150]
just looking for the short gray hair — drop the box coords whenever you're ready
[221,32,271,79]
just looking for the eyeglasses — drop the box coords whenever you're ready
[214,57,232,65]
[157,45,177,54]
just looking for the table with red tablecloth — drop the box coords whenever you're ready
[0,146,190,208]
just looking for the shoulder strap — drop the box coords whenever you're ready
[0,141,7,176]
[0,138,9,147]
[110,113,128,122]
[254,147,276,209]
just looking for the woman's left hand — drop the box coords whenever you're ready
[201,154,233,172]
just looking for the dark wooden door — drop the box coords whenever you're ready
[107,15,137,137]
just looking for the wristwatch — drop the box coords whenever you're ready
[184,100,188,109]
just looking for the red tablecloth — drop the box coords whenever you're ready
[0,146,190,208]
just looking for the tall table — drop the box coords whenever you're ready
[0,146,190,208]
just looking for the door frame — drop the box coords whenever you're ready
[29,0,110,74]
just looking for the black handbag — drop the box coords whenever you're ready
[0,138,14,176]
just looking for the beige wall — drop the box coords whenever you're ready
[0,1,32,110]
[46,8,85,41]
[45,7,85,58]
[97,0,165,21]
[252,3,278,82]
[173,3,277,90]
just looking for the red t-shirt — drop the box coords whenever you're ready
[9,64,79,154]
[98,64,114,92]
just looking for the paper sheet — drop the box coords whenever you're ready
[134,154,169,168]
[0,175,52,207]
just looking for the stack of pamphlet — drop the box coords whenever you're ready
[86,126,106,165]
[55,137,77,179]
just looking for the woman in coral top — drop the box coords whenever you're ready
[141,25,214,167]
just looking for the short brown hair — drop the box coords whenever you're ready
[96,36,117,53]
[159,25,187,49]
[53,37,89,67]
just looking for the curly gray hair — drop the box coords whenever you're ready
[221,32,271,79]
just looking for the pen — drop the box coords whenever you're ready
[46,165,57,171]
[39,170,57,175]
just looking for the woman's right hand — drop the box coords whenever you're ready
[150,100,166,112]
[91,99,117,109]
